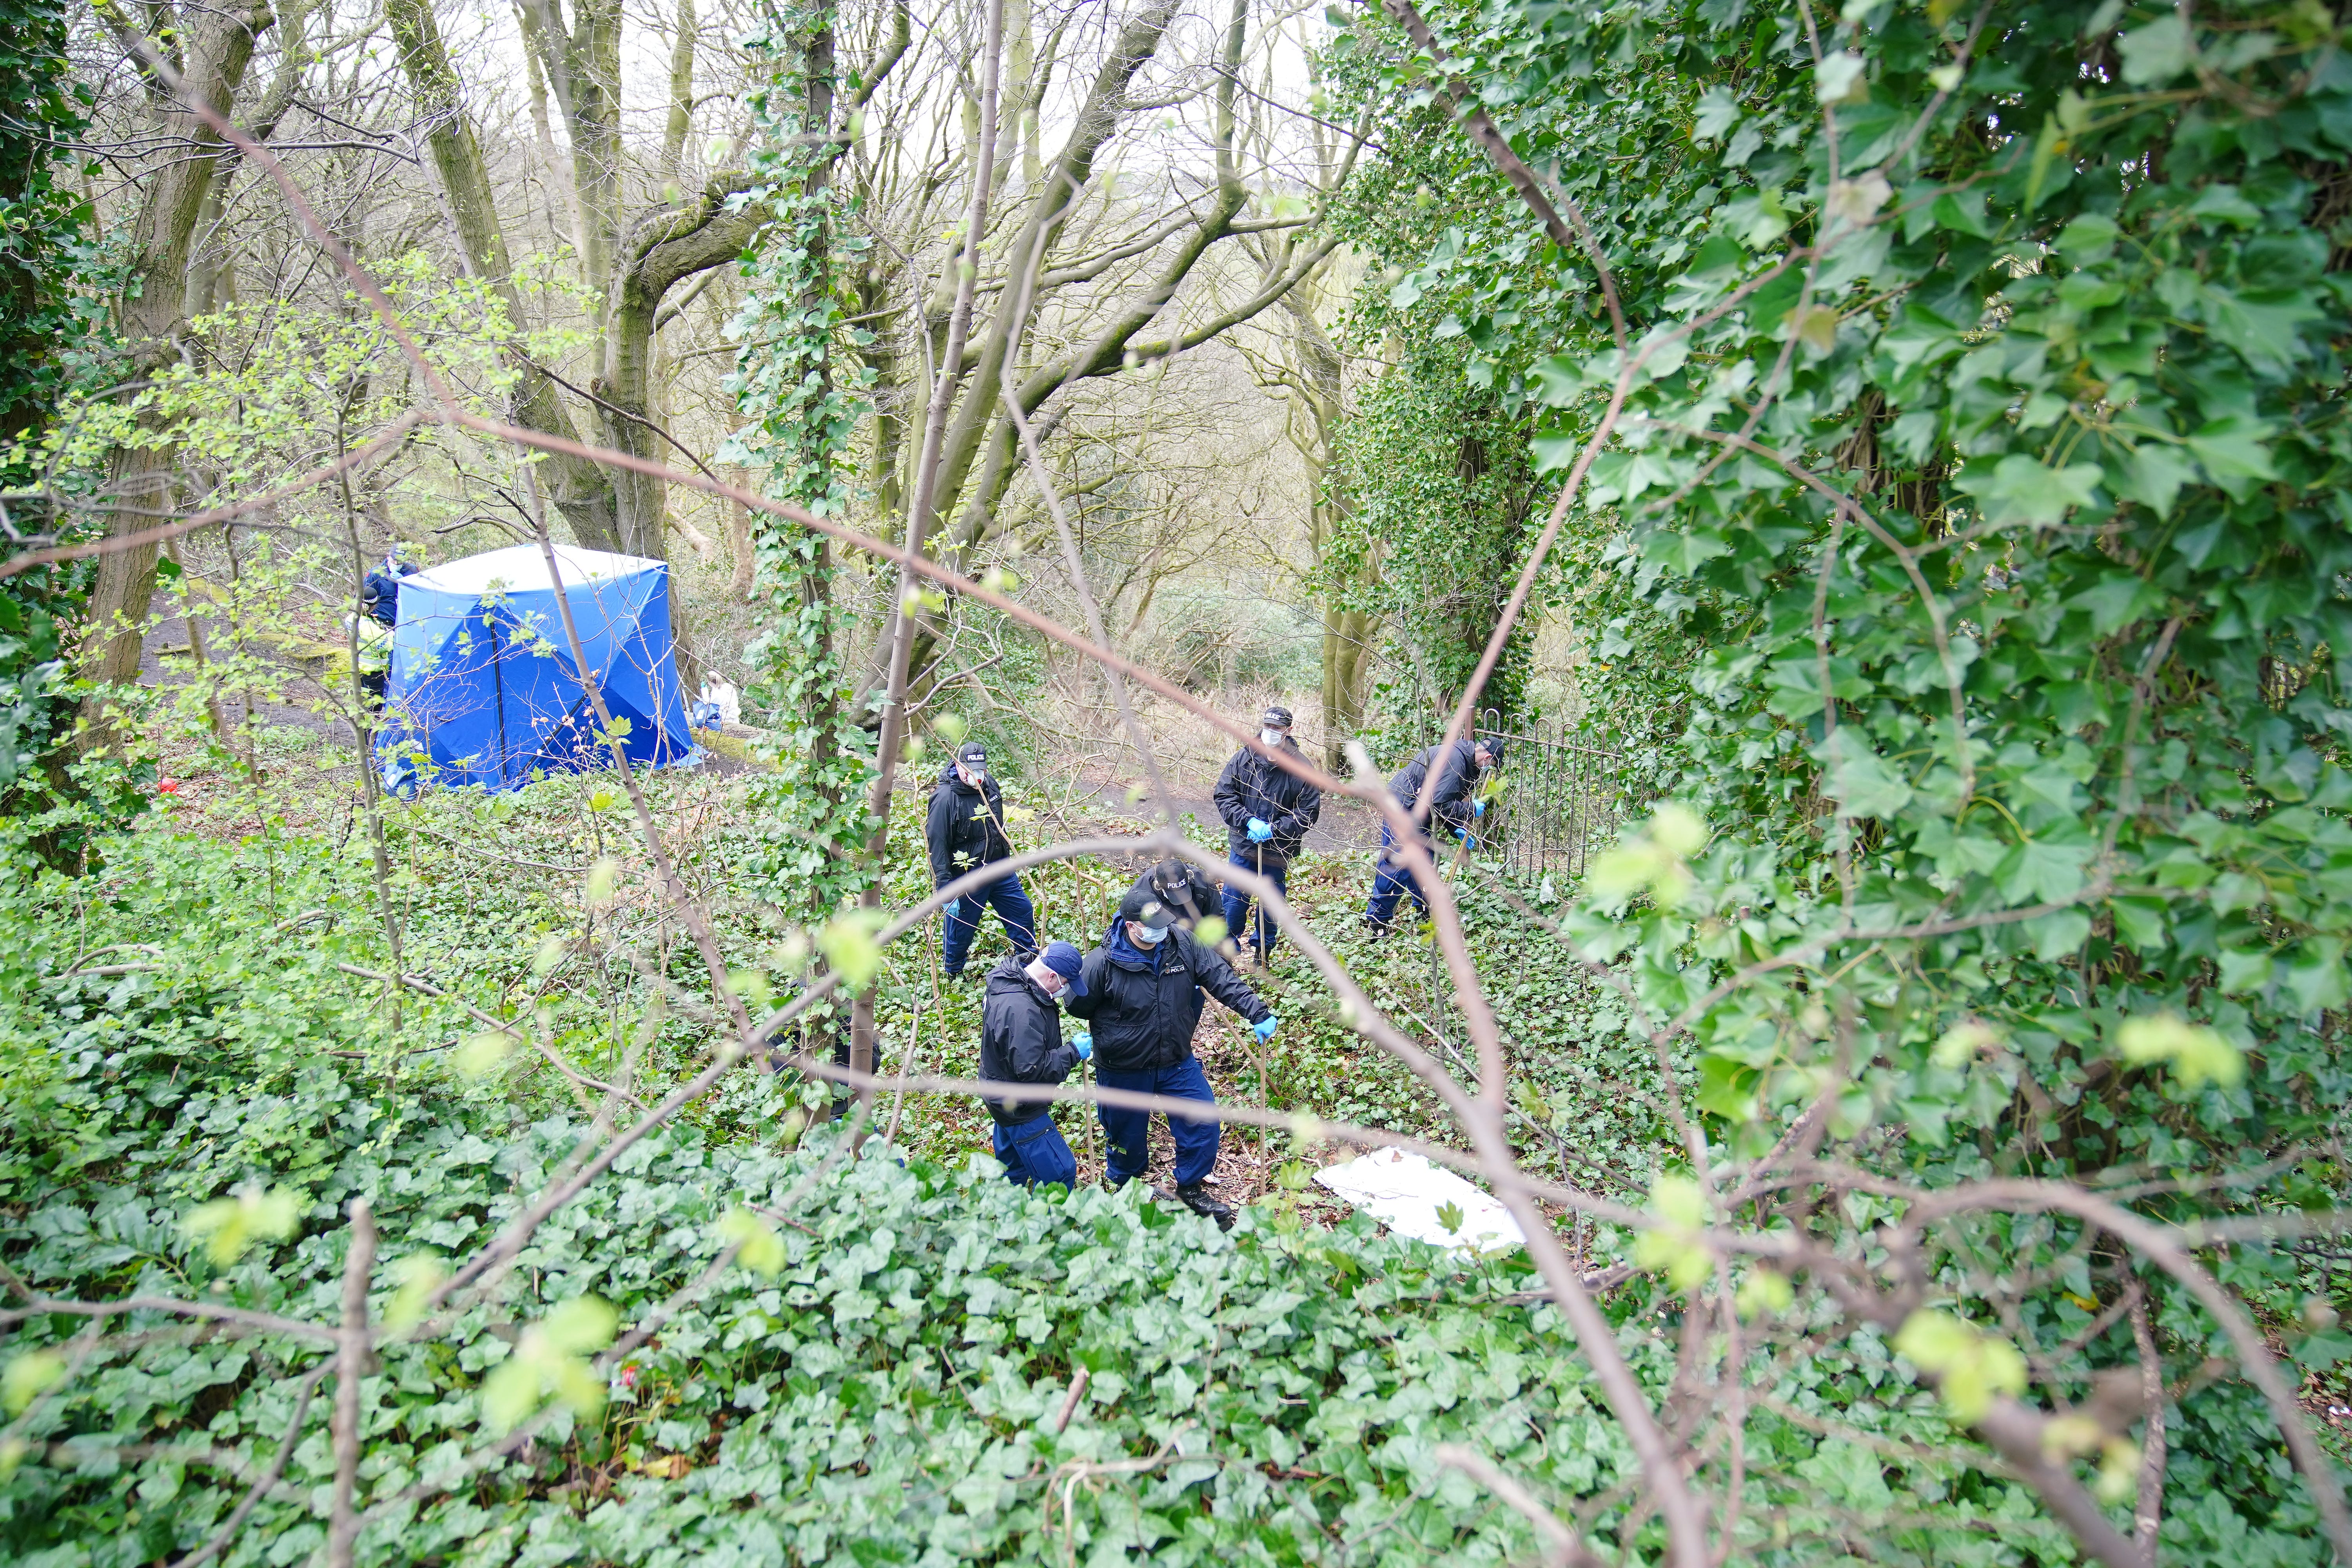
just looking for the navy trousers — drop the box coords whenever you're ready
[993,1115,1076,1189]
[1096,1056,1221,1188]
[1365,822,1430,928]
[942,872,1037,976]
[1220,851,1289,957]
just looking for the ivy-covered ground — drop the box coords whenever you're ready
[0,800,2334,1565]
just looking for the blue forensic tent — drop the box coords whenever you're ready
[377,544,695,793]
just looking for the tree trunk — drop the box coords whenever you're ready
[519,0,624,326]
[76,0,268,746]
[661,0,695,189]
[725,467,754,597]
[1285,292,1377,771]
[388,0,623,551]
[854,263,906,525]
[912,0,1181,559]
[183,180,228,320]
[1322,607,1376,772]
[601,290,669,561]
[602,172,767,556]
[519,11,583,244]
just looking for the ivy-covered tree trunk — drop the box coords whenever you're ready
[1330,347,1541,732]
[723,2,888,1086]
[0,0,97,800]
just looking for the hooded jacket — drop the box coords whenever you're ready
[979,955,1077,1125]
[1212,739,1322,869]
[1389,739,1485,837]
[360,561,417,629]
[1066,921,1269,1074]
[925,762,1013,887]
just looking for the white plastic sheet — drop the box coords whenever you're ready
[1314,1148,1525,1252]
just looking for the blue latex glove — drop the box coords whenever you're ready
[944,898,961,919]
[1073,1033,1093,1061]
[1247,817,1272,842]
[1472,798,1486,817]
[1457,829,1477,849]
[1253,1015,1278,1043]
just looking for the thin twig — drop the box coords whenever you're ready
[1434,1443,1600,1568]
[326,1198,376,1568]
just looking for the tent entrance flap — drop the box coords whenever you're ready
[375,544,695,793]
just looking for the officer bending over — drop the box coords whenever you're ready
[979,941,1090,1188]
[1364,734,1506,932]
[1123,856,1222,931]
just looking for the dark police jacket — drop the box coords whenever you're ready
[1390,739,1485,837]
[1066,922,1269,1074]
[360,562,417,628]
[925,763,1012,888]
[1212,739,1322,870]
[978,956,1076,1125]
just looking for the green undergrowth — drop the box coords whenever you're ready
[1212,855,1690,1198]
[0,820,2333,1564]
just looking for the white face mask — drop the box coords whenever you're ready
[1261,728,1285,746]
[1128,921,1167,948]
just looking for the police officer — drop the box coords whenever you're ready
[1212,705,1321,963]
[353,547,418,707]
[359,546,417,629]
[1066,886,1277,1229]
[925,741,1038,978]
[979,940,1090,1188]
[1122,856,1222,931]
[1363,733,1506,931]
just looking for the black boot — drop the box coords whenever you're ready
[1176,1182,1235,1231]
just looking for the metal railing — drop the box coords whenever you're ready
[1401,713,1627,1065]
[1472,711,1626,881]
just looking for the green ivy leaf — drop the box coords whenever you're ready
[1953,455,2104,526]
[2115,441,2196,518]
[1816,732,1913,819]
[2117,15,2193,83]
[1692,85,1742,142]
